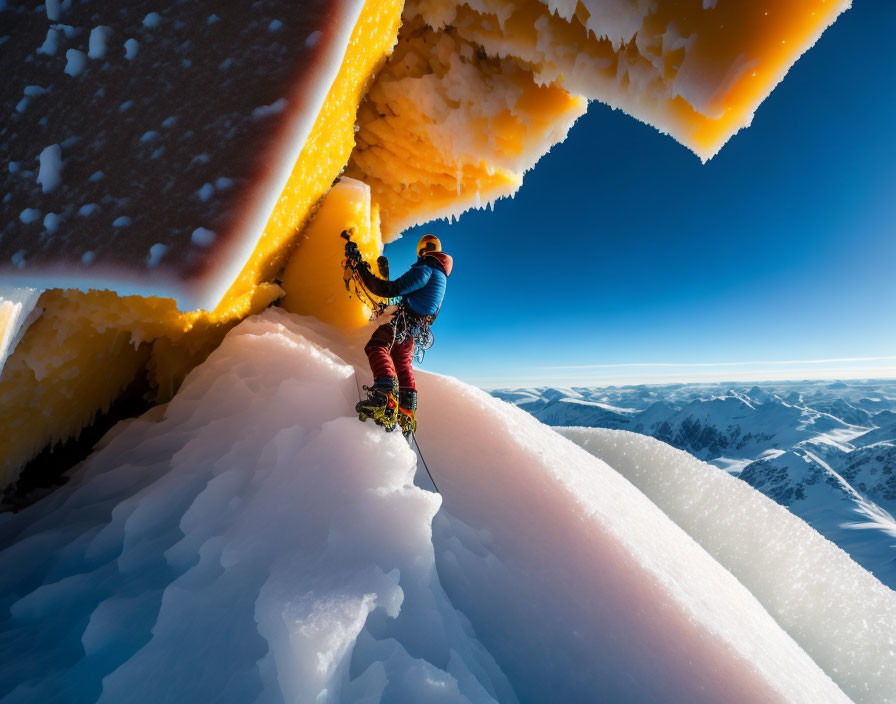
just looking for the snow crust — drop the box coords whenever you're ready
[560,427,896,704]
[0,286,41,376]
[0,310,860,702]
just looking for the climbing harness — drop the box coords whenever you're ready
[390,304,436,364]
[410,432,439,494]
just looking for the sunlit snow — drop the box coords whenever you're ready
[561,427,896,703]
[1,310,883,702]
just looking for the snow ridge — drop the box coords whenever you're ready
[561,427,896,704]
[0,312,510,703]
[498,383,896,590]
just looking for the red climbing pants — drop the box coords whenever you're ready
[365,323,416,390]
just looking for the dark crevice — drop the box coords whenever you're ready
[1,368,154,514]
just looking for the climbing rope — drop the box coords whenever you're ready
[410,432,440,494]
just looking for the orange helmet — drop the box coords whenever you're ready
[417,234,441,258]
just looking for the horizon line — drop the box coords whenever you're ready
[464,366,896,390]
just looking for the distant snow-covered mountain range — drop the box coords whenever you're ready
[491,380,896,589]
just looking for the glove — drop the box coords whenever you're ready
[344,242,361,267]
[377,256,390,279]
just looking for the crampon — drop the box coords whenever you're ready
[396,405,416,440]
[356,386,417,439]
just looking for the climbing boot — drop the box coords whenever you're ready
[356,377,399,430]
[397,388,417,438]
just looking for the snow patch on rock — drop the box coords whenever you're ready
[191,227,216,247]
[36,144,62,193]
[19,208,41,224]
[37,29,60,56]
[124,38,139,60]
[146,243,168,267]
[0,286,42,374]
[45,0,60,21]
[64,49,86,77]
[252,98,287,120]
[88,26,112,59]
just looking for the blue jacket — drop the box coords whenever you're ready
[359,252,453,317]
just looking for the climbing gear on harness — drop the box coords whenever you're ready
[417,234,441,258]
[356,377,400,431]
[341,229,389,321]
[390,304,436,364]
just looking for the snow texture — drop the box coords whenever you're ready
[498,382,896,590]
[560,427,896,704]
[0,310,864,703]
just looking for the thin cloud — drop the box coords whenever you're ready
[466,364,896,389]
[537,355,896,370]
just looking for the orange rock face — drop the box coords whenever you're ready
[0,0,851,488]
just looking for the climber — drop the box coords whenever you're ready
[344,234,452,436]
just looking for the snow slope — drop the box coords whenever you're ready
[499,383,896,586]
[738,446,896,587]
[560,428,896,704]
[1,310,888,702]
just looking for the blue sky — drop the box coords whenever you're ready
[385,2,896,388]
